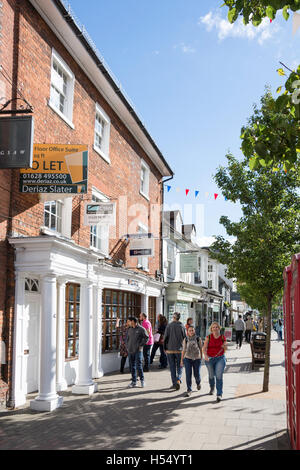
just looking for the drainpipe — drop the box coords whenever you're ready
[159,174,174,317]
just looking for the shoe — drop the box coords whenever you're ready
[169,385,176,390]
[197,383,201,391]
[185,391,192,397]
[175,381,181,390]
[216,396,222,403]
[143,367,149,372]
[209,388,214,395]
[128,382,137,388]
[141,381,145,388]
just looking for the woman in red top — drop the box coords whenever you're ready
[202,322,227,402]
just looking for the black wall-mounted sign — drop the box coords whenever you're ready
[0,116,34,168]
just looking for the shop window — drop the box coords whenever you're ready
[102,289,141,352]
[148,297,156,331]
[65,283,80,360]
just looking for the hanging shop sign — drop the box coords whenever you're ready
[0,116,34,168]
[180,253,199,273]
[224,327,233,342]
[19,144,88,193]
[84,202,116,226]
[129,237,154,257]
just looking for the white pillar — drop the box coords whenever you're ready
[142,292,149,316]
[56,279,68,391]
[31,274,63,412]
[12,271,26,408]
[93,281,103,379]
[156,295,163,319]
[72,281,97,395]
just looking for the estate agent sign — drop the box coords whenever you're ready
[0,116,34,168]
[84,202,116,226]
[19,144,88,193]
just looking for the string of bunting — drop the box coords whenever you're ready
[165,185,225,200]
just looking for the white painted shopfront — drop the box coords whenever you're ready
[9,236,164,412]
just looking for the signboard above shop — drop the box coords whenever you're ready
[19,144,88,194]
[0,116,34,169]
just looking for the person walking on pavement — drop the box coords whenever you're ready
[116,317,131,373]
[164,312,186,390]
[203,322,227,403]
[185,317,194,333]
[126,316,149,388]
[276,319,283,341]
[139,313,154,372]
[150,315,168,368]
[180,325,202,397]
[234,315,245,349]
[245,316,254,343]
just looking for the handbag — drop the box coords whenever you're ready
[153,333,161,343]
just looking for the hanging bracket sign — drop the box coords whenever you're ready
[84,202,116,226]
[129,237,154,257]
[180,253,199,273]
[0,116,34,168]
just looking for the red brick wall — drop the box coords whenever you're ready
[0,0,165,403]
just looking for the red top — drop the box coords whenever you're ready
[207,334,225,358]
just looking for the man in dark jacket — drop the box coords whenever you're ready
[126,316,149,388]
[164,312,186,390]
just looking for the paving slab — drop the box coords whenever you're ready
[0,332,291,450]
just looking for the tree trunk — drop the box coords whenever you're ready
[263,295,272,392]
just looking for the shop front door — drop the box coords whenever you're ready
[24,295,40,394]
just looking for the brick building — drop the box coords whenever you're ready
[0,0,173,411]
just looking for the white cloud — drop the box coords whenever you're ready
[199,10,280,45]
[174,42,196,54]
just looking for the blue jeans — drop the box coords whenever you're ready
[167,353,183,386]
[150,343,168,367]
[129,351,144,384]
[205,355,226,396]
[143,345,152,370]
[184,358,201,392]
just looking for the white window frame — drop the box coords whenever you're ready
[208,280,213,289]
[89,188,110,256]
[137,222,149,271]
[140,160,150,200]
[42,197,72,238]
[167,244,175,278]
[49,49,75,128]
[93,103,111,164]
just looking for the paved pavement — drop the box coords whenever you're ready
[0,331,291,450]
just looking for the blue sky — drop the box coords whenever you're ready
[69,0,299,244]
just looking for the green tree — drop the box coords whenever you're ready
[222,1,300,170]
[222,1,300,26]
[211,149,299,391]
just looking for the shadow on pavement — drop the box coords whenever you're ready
[225,429,291,450]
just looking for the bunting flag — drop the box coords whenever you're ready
[293,12,300,35]
[163,184,232,201]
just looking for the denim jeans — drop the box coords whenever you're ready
[129,351,144,384]
[143,345,152,370]
[167,353,183,386]
[184,358,201,392]
[205,355,226,396]
[150,343,168,367]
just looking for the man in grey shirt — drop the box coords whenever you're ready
[164,312,186,390]
[234,315,245,349]
[126,316,149,388]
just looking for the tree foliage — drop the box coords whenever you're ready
[222,1,300,170]
[222,1,300,26]
[210,128,300,389]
